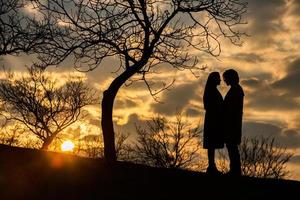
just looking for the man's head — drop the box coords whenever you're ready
[223,69,239,86]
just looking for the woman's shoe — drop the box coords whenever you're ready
[206,166,223,176]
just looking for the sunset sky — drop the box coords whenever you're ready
[1,0,300,180]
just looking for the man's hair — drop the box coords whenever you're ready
[223,69,239,84]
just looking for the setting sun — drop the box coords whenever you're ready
[61,140,75,152]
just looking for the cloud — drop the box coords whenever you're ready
[86,111,148,140]
[241,58,300,111]
[232,53,266,63]
[243,76,299,111]
[88,118,100,127]
[81,134,102,142]
[114,113,150,142]
[290,0,300,17]
[281,129,300,148]
[292,114,300,130]
[124,81,147,91]
[290,155,300,164]
[242,78,264,88]
[185,107,203,117]
[151,81,200,115]
[247,91,299,111]
[243,121,300,148]
[247,0,286,43]
[0,55,35,71]
[273,58,300,96]
[114,98,138,110]
[243,121,281,138]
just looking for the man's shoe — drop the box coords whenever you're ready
[225,170,241,177]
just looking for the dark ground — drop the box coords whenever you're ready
[0,144,299,200]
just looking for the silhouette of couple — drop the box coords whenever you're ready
[203,69,244,177]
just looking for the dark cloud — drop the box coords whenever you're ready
[123,76,176,93]
[0,55,36,72]
[87,112,148,141]
[243,121,281,138]
[291,36,300,45]
[114,114,144,134]
[65,126,81,138]
[232,53,265,63]
[88,118,101,127]
[247,91,299,111]
[114,98,138,110]
[290,155,300,164]
[114,113,150,142]
[243,78,299,111]
[150,63,178,73]
[290,0,300,17]
[241,78,263,88]
[293,115,300,130]
[124,81,147,91]
[273,58,300,96]
[81,134,102,142]
[281,129,300,148]
[243,121,300,148]
[151,82,200,115]
[242,60,300,111]
[274,41,295,52]
[240,72,273,87]
[185,107,203,117]
[85,57,122,85]
[246,0,286,45]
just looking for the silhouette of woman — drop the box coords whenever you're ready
[203,72,224,174]
[223,69,244,176]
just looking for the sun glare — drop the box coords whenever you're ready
[61,140,75,152]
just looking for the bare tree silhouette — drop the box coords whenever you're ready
[3,0,247,161]
[128,113,204,170]
[217,136,293,179]
[0,0,49,55]
[115,132,132,160]
[0,67,97,150]
[0,124,25,146]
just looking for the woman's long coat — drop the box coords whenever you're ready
[203,87,224,149]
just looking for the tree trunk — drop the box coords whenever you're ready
[41,132,56,150]
[41,138,52,150]
[101,89,117,162]
[101,66,143,162]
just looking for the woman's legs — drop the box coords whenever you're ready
[207,148,222,174]
[208,148,216,168]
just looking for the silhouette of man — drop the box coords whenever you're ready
[223,69,244,176]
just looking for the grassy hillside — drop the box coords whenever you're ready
[0,144,299,200]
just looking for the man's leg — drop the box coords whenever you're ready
[207,148,216,168]
[226,144,241,176]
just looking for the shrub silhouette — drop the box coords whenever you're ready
[218,136,293,178]
[125,113,204,170]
